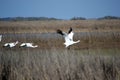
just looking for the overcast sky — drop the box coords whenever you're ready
[0,0,120,19]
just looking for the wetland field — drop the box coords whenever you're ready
[0,20,120,80]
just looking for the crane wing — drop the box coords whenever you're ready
[57,29,64,35]
[68,27,72,34]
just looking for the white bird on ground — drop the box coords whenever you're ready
[3,41,19,48]
[57,27,80,48]
[20,43,38,48]
[0,35,2,42]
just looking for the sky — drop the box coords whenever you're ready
[0,0,120,19]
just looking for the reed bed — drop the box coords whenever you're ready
[0,49,120,80]
[0,20,120,33]
[0,20,120,80]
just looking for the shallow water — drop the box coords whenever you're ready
[2,31,120,40]
[0,31,120,50]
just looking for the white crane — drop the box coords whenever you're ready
[57,27,80,48]
[0,35,2,42]
[20,43,38,48]
[3,41,19,48]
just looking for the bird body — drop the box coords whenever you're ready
[64,39,80,48]
[0,35,2,42]
[57,27,80,48]
[20,43,38,48]
[3,41,18,48]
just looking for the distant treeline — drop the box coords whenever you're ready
[0,16,120,21]
[0,17,61,21]
[71,16,120,20]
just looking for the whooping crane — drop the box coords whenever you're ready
[57,27,80,48]
[0,35,2,42]
[3,41,19,48]
[20,43,38,48]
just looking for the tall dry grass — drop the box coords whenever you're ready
[0,20,120,33]
[0,20,120,80]
[0,49,120,80]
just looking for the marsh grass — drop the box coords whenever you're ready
[0,31,119,49]
[0,20,120,49]
[0,49,120,80]
[0,20,120,80]
[0,20,120,33]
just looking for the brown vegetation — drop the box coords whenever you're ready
[0,49,120,80]
[0,20,120,33]
[0,20,120,49]
[0,20,120,80]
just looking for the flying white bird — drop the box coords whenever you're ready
[3,41,19,48]
[20,43,38,48]
[57,27,80,48]
[0,35,2,42]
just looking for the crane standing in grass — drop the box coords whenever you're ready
[3,41,19,48]
[57,27,80,49]
[0,35,2,42]
[20,43,38,48]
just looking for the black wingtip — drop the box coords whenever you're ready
[57,29,64,35]
[68,27,72,34]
